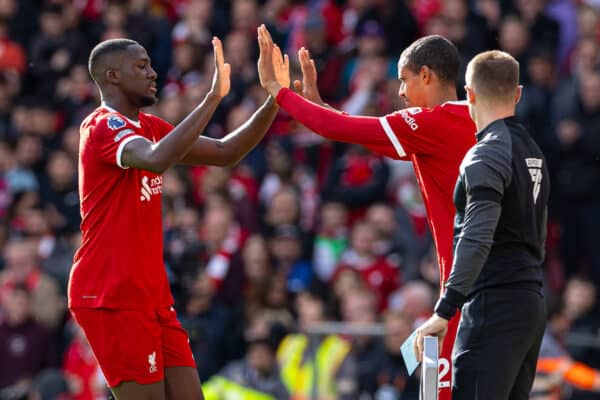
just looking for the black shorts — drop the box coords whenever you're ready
[452,287,546,400]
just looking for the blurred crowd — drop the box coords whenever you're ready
[0,0,599,399]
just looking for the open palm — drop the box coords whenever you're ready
[210,37,231,98]
[272,44,290,89]
[294,47,325,105]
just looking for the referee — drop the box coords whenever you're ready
[415,50,550,400]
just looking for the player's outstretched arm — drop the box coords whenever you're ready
[178,27,288,167]
[121,37,230,173]
[179,94,279,167]
[256,25,394,153]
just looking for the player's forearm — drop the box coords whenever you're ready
[217,95,279,165]
[147,92,222,172]
[276,88,385,146]
[435,200,501,319]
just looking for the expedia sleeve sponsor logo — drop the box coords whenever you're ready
[107,115,126,130]
[399,110,419,131]
[140,175,163,202]
[114,129,135,142]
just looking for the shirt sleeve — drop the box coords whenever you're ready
[435,136,512,319]
[275,88,401,159]
[92,114,144,169]
[145,113,174,141]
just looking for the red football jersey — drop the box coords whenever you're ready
[69,105,175,309]
[276,88,477,287]
[380,104,477,285]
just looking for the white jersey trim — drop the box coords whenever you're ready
[379,116,407,158]
[116,135,145,169]
[101,102,141,128]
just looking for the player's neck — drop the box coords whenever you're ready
[100,96,140,121]
[426,86,458,108]
[475,106,515,132]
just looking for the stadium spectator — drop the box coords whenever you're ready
[29,4,86,98]
[0,17,26,76]
[312,201,349,282]
[0,239,65,330]
[180,272,245,383]
[359,310,420,399]
[0,284,57,396]
[533,299,600,400]
[202,320,289,400]
[322,145,390,219]
[277,288,358,399]
[335,221,401,311]
[39,149,80,234]
[268,224,312,294]
[200,200,248,304]
[62,321,109,400]
[551,67,600,283]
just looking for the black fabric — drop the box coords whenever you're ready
[452,288,546,400]
[468,186,503,204]
[434,288,466,320]
[451,117,549,296]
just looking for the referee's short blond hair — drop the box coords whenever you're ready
[466,50,520,103]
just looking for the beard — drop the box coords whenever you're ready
[139,95,157,107]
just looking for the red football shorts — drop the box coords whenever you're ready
[70,306,196,388]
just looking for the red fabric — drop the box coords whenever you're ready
[62,337,102,400]
[276,88,477,400]
[76,0,104,21]
[0,269,41,305]
[71,307,195,388]
[321,1,345,45]
[69,107,175,309]
[0,39,26,74]
[204,224,249,289]
[335,258,401,311]
[411,0,442,31]
[189,166,258,206]
[341,153,379,186]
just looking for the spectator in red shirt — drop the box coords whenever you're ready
[335,221,401,311]
[0,17,25,75]
[63,321,108,400]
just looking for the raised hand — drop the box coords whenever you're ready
[293,47,325,105]
[272,42,290,89]
[210,37,231,99]
[257,24,282,97]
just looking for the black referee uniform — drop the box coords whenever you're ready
[434,116,550,400]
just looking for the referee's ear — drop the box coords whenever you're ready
[515,85,523,105]
[465,85,476,105]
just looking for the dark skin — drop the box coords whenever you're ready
[98,37,280,175]
[94,36,289,400]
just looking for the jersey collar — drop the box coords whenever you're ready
[101,102,141,128]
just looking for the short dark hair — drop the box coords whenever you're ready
[399,35,460,85]
[466,50,519,102]
[88,38,140,83]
